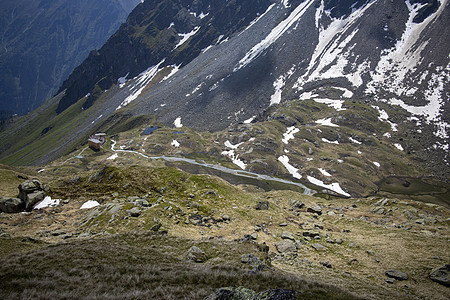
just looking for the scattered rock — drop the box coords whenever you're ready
[0,198,25,213]
[256,201,269,210]
[151,223,162,232]
[348,259,359,265]
[303,231,320,238]
[307,205,322,215]
[289,199,304,210]
[279,222,288,227]
[221,215,231,221]
[429,264,450,286]
[126,207,141,217]
[385,270,408,281]
[385,278,396,284]
[281,231,295,241]
[275,240,296,253]
[206,287,297,300]
[311,243,327,251]
[250,233,258,240]
[320,260,332,268]
[187,246,207,263]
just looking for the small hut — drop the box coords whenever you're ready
[88,138,102,151]
[88,133,106,151]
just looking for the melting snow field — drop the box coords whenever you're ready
[316,118,339,127]
[394,143,404,151]
[307,176,350,197]
[171,140,180,147]
[107,153,118,160]
[34,196,60,209]
[174,117,183,128]
[322,138,339,145]
[282,126,299,144]
[222,141,247,169]
[318,168,331,177]
[278,155,302,179]
[235,0,315,71]
[116,60,165,110]
[80,200,100,210]
[174,27,200,49]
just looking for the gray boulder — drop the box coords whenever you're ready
[275,240,296,253]
[126,207,141,217]
[385,270,408,281]
[18,180,43,198]
[289,199,304,210]
[281,231,295,241]
[429,264,450,286]
[187,246,207,263]
[25,191,45,211]
[311,243,328,251]
[307,205,322,215]
[256,201,269,210]
[0,198,25,213]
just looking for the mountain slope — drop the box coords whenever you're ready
[0,0,448,193]
[0,0,141,117]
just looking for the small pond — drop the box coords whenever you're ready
[142,126,160,135]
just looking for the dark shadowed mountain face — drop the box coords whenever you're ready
[0,0,448,183]
[0,0,141,118]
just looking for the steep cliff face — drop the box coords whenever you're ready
[0,0,141,118]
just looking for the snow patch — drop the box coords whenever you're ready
[222,149,247,170]
[322,138,339,144]
[174,117,183,128]
[171,140,180,147]
[107,153,118,160]
[307,175,350,197]
[318,168,331,177]
[316,118,339,127]
[244,116,256,124]
[278,155,302,179]
[174,27,200,49]
[394,143,404,151]
[282,126,299,144]
[34,196,60,209]
[225,140,244,149]
[313,98,346,111]
[116,59,165,110]
[235,0,315,71]
[349,137,362,144]
[118,72,129,88]
[80,200,100,210]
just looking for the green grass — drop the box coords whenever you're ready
[0,233,359,300]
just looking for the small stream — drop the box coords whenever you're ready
[110,140,314,195]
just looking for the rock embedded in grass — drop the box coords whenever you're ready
[429,264,450,286]
[275,240,296,253]
[256,200,269,210]
[187,246,207,263]
[385,270,408,281]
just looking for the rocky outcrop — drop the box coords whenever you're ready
[0,198,25,213]
[429,264,450,286]
[0,180,47,213]
[18,180,47,211]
